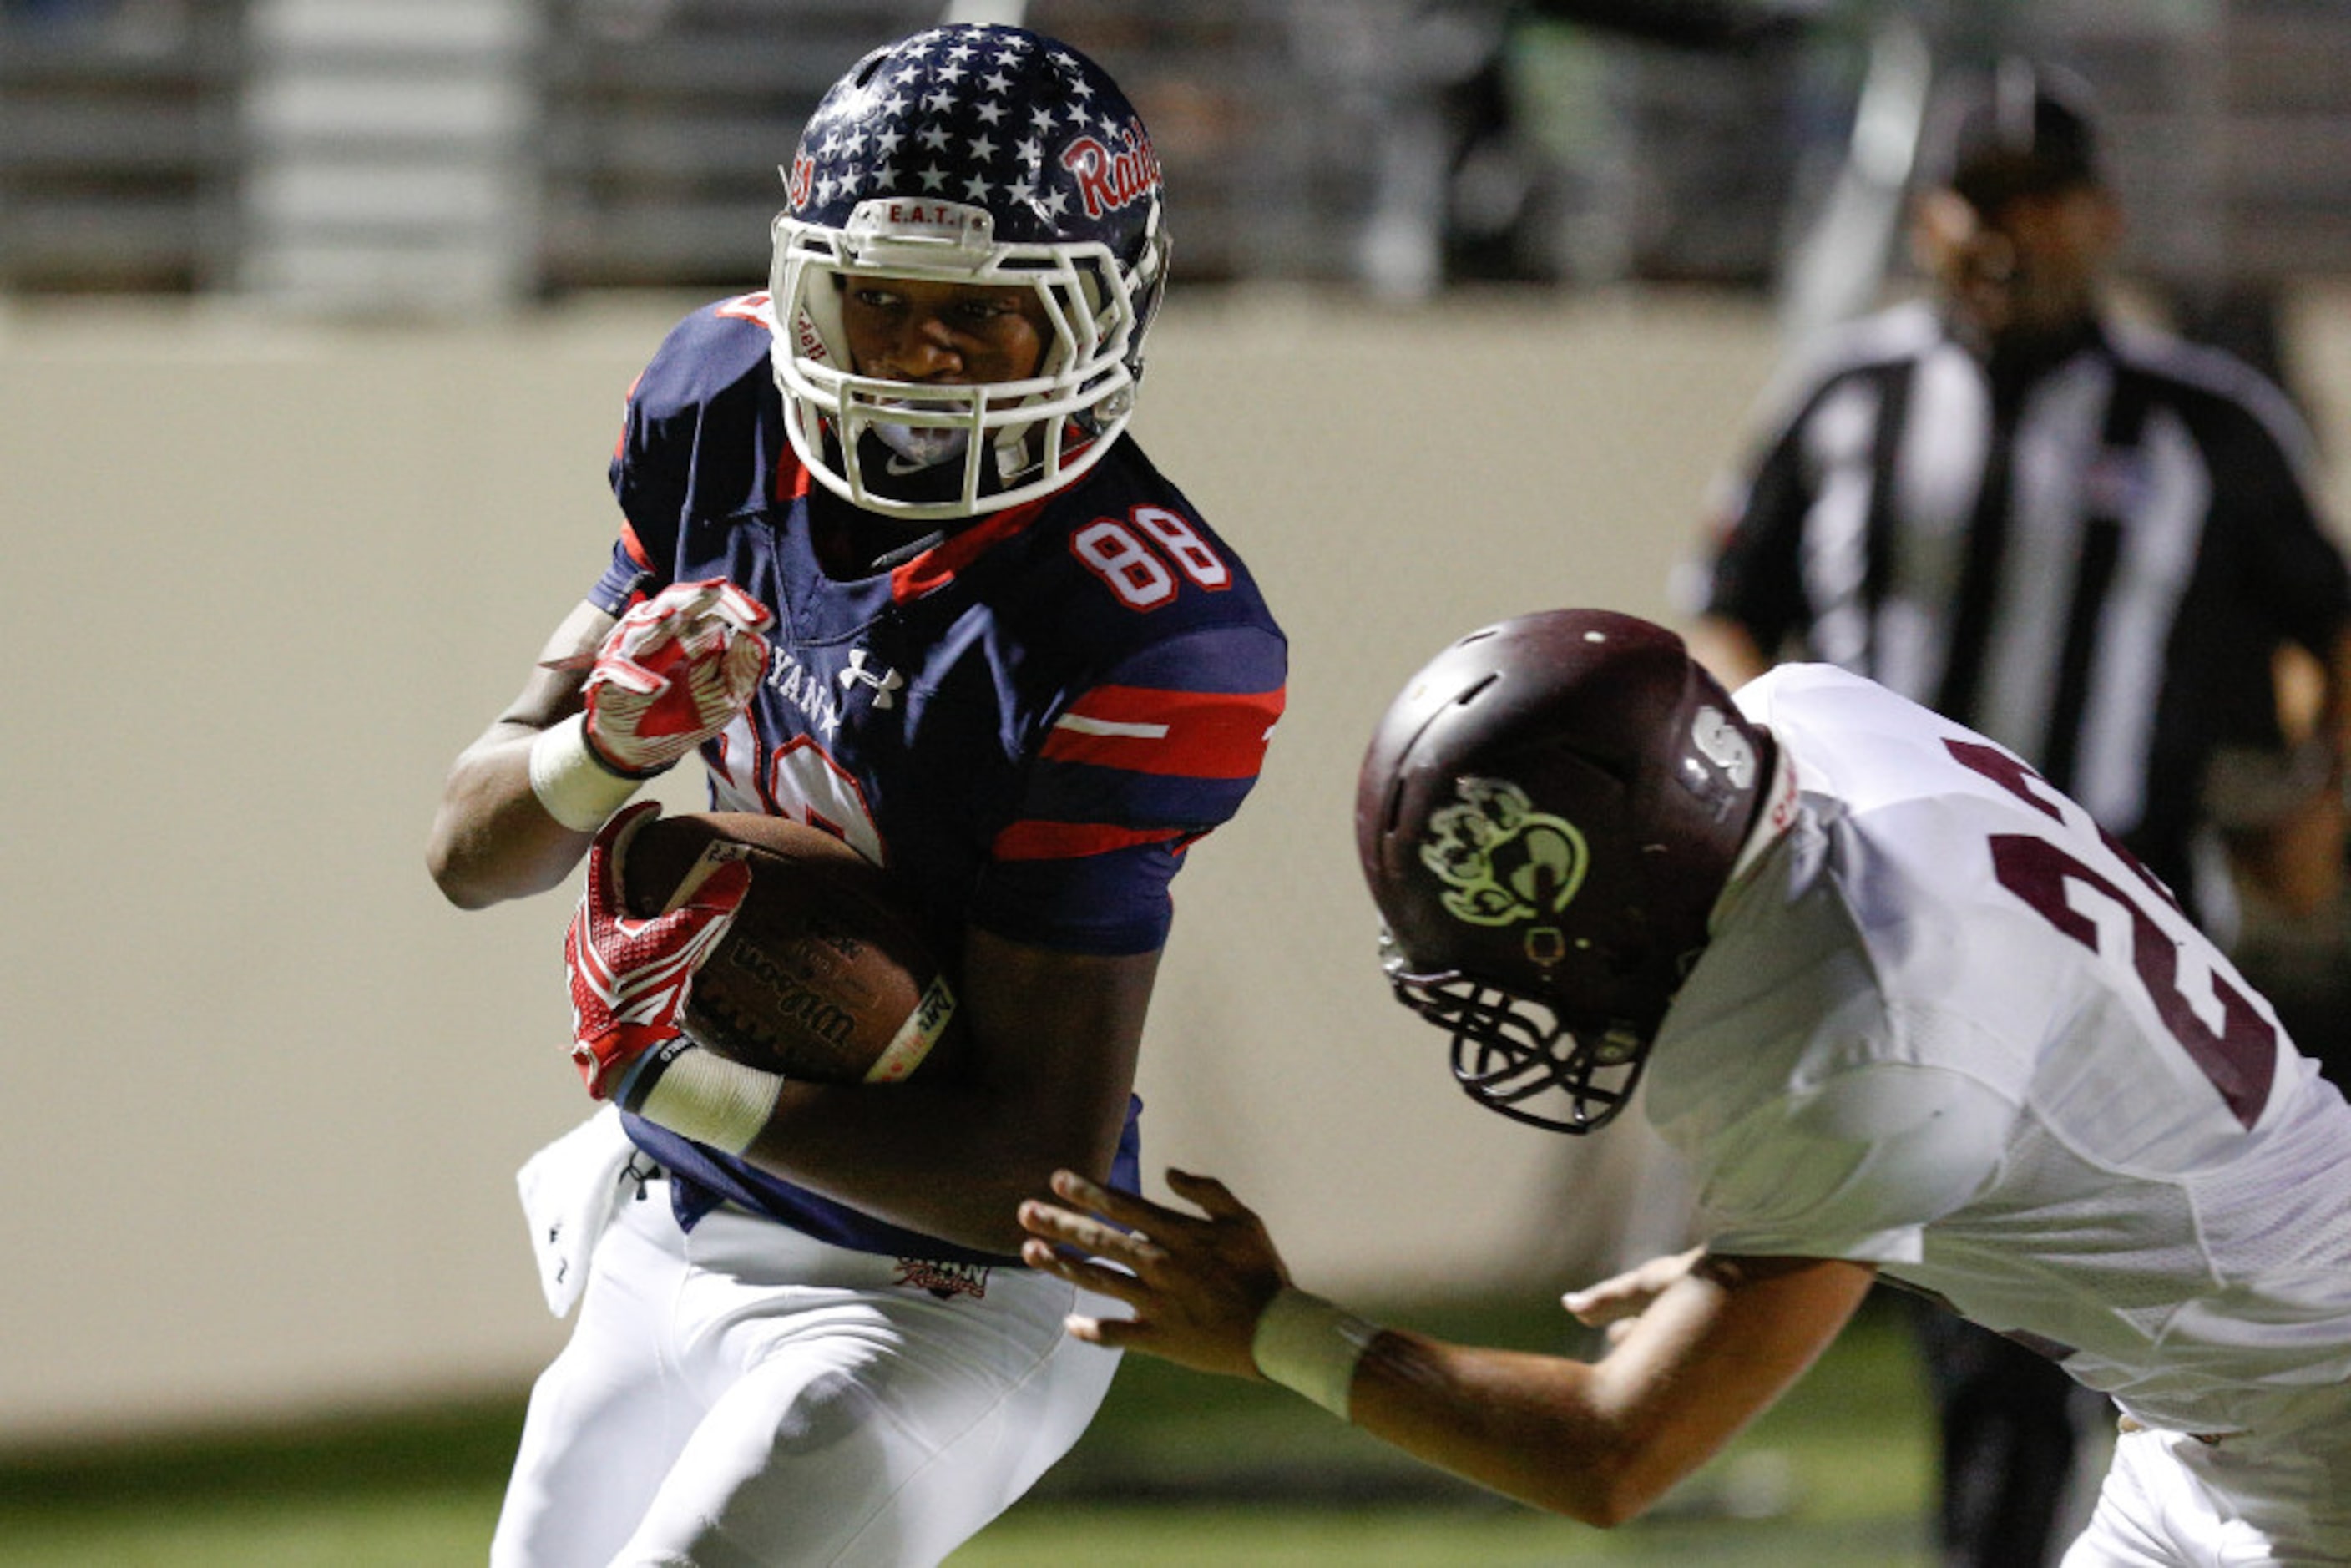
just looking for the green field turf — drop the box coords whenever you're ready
[0,1292,1932,1565]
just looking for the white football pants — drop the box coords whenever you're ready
[2060,1385,2351,1567]
[490,1176,1121,1568]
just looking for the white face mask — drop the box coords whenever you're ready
[771,211,1155,521]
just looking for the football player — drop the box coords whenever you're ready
[1686,63,2351,1565]
[1019,610,2351,1565]
[426,25,1286,1567]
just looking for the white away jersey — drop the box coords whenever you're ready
[1646,664,2351,1434]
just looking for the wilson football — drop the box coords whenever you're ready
[616,811,958,1084]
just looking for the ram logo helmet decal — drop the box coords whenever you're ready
[1420,777,1590,932]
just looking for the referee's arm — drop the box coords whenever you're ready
[2222,622,2351,918]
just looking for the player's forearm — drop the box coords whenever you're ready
[734,931,1154,1251]
[742,1076,1125,1253]
[1346,1333,1683,1526]
[429,597,629,907]
[1332,1255,1871,1527]
[426,726,599,908]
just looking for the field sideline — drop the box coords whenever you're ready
[0,1292,1934,1565]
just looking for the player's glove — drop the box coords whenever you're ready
[564,802,751,1100]
[582,579,774,777]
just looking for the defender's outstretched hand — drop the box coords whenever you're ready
[1019,1168,1292,1381]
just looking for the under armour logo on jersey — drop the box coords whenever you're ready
[840,650,905,710]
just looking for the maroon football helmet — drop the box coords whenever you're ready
[1354,609,1774,1132]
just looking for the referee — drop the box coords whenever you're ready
[1690,60,2351,942]
[1685,59,2351,1568]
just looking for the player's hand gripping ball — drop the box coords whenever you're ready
[564,802,751,1100]
[609,809,960,1085]
[582,579,774,776]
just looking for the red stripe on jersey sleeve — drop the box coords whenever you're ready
[1041,685,1286,779]
[990,820,1187,862]
[619,517,655,576]
[614,371,645,461]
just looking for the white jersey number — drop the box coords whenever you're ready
[705,714,885,866]
[1071,508,1231,610]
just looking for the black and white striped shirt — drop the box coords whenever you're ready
[1699,301,2351,923]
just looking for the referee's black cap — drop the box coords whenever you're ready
[1922,59,2105,211]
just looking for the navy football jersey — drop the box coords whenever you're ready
[589,294,1287,1263]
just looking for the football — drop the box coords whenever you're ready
[616,812,958,1084]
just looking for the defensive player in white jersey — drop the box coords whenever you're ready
[1019,609,2351,1565]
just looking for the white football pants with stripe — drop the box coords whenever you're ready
[491,1176,1120,1567]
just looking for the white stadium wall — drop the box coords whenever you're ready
[7,284,2350,1445]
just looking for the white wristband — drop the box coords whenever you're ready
[1251,1287,1382,1420]
[621,1039,783,1155]
[528,712,644,833]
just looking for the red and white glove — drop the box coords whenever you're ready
[564,802,751,1100]
[582,579,774,777]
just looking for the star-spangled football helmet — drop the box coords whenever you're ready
[1353,610,1777,1132]
[770,23,1170,520]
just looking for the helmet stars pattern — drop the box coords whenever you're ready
[786,25,1155,234]
[768,23,1170,521]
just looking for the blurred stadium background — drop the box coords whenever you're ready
[7,1,2351,1560]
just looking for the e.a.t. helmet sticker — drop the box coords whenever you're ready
[1419,777,1589,931]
